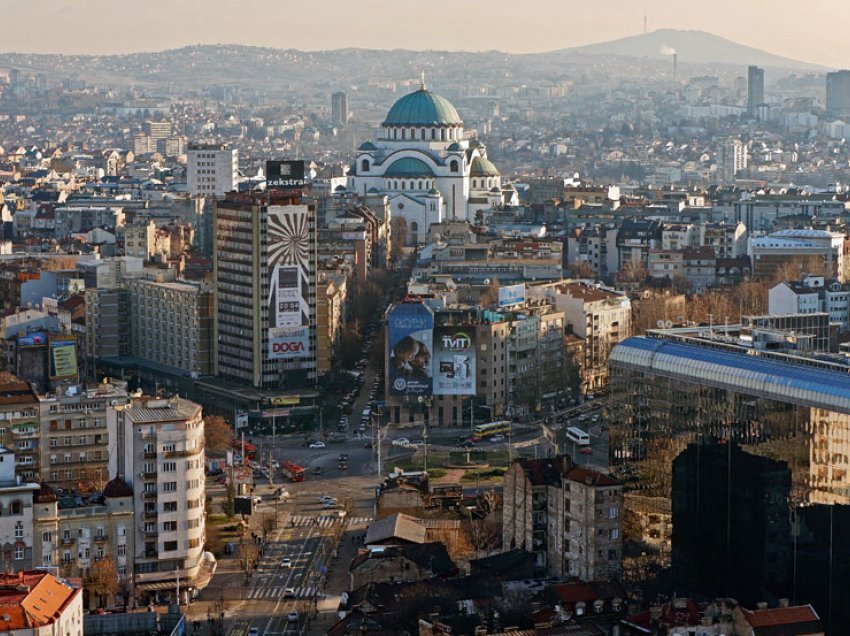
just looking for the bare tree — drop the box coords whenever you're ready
[85,556,120,608]
[567,261,598,280]
[204,415,233,454]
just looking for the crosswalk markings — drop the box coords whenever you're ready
[247,585,316,600]
[286,515,372,528]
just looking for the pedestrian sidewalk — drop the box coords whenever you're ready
[306,520,369,634]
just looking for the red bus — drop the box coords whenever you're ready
[231,439,257,460]
[281,461,305,482]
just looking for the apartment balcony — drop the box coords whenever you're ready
[94,534,109,543]
[143,491,157,499]
[61,536,76,545]
[143,511,158,520]
[143,471,157,478]
[144,529,158,538]
[143,452,157,460]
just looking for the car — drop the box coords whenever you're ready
[281,557,292,568]
[586,393,595,400]
[579,447,593,455]
[392,437,411,447]
[363,440,373,448]
[287,612,299,624]
[312,466,323,475]
[323,499,339,508]
[490,434,505,443]
[283,587,296,598]
[338,463,348,471]
[249,628,259,636]
[319,495,334,503]
[338,453,349,461]
[271,460,280,469]
[309,441,326,449]
[273,488,290,501]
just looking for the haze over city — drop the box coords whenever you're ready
[2,1,850,635]
[0,0,848,67]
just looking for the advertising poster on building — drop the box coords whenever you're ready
[267,204,311,359]
[266,160,306,190]
[48,338,78,379]
[268,326,310,360]
[387,303,433,397]
[498,283,526,308]
[433,326,475,396]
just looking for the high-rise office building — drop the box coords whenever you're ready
[672,443,792,603]
[331,91,348,126]
[747,65,764,116]
[187,143,238,198]
[214,191,318,389]
[826,70,850,116]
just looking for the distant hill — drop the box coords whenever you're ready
[546,29,824,71]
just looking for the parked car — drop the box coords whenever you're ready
[284,587,295,598]
[490,434,505,443]
[309,441,326,449]
[281,557,292,568]
[287,612,299,624]
[249,628,259,636]
[579,447,593,455]
[312,466,323,475]
[338,463,348,471]
[319,495,334,503]
[392,437,411,447]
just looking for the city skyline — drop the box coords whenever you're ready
[0,0,848,68]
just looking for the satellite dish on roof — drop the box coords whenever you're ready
[656,320,665,328]
[665,320,673,329]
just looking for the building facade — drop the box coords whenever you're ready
[0,448,39,571]
[107,396,206,603]
[128,280,214,376]
[214,191,318,389]
[40,382,130,491]
[502,455,622,580]
[187,143,238,198]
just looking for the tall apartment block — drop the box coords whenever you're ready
[214,191,318,389]
[826,70,850,117]
[747,65,764,116]
[331,91,348,126]
[187,143,238,198]
[108,396,206,604]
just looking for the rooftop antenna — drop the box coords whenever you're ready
[420,70,426,91]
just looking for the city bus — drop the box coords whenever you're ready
[472,420,511,438]
[566,427,590,446]
[281,461,306,482]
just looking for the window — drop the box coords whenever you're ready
[189,538,200,549]
[361,159,370,172]
[163,461,177,473]
[42,532,52,543]
[164,541,178,552]
[609,506,619,519]
[43,553,51,564]
[609,528,619,540]
[162,521,177,532]
[63,550,71,563]
[450,160,459,172]
[163,501,177,512]
[163,482,177,492]
[14,546,23,561]
[117,545,126,556]
[162,443,175,453]
[14,523,22,539]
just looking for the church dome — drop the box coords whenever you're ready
[383,88,462,127]
[358,141,377,152]
[384,157,435,177]
[447,142,463,152]
[470,156,500,177]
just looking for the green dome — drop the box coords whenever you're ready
[383,157,434,177]
[383,89,462,127]
[469,156,500,177]
[447,142,463,151]
[358,141,377,151]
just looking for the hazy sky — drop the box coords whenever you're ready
[0,0,846,68]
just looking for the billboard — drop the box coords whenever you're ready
[433,326,475,396]
[49,338,78,379]
[266,160,306,190]
[387,303,433,397]
[267,204,311,359]
[268,326,309,360]
[17,331,47,347]
[498,283,526,308]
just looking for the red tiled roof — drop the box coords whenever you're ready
[565,465,620,487]
[743,605,822,632]
[0,571,80,629]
